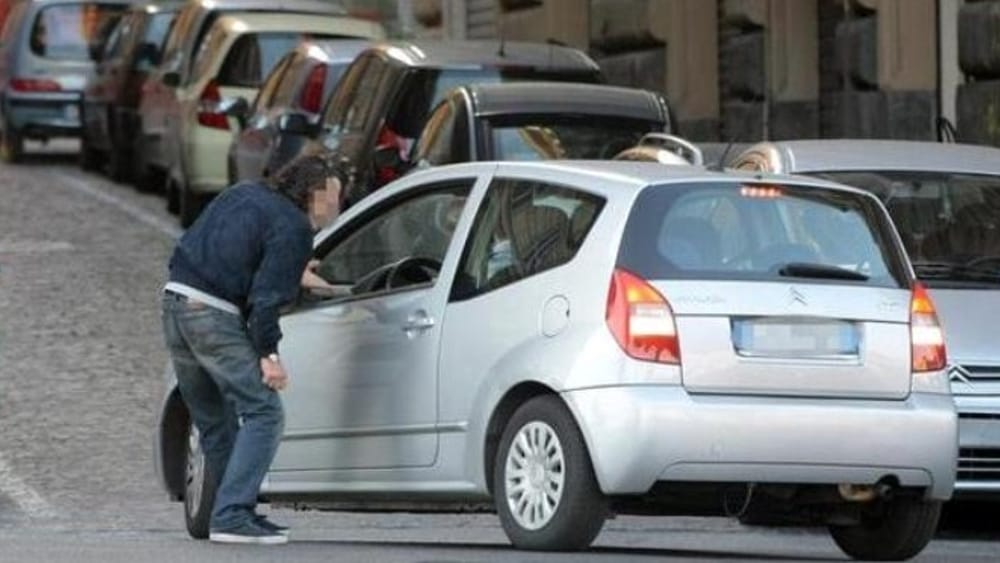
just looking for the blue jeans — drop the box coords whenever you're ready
[161,291,284,530]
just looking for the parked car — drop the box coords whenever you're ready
[156,160,956,561]
[732,139,1000,501]
[164,12,382,227]
[227,39,369,184]
[409,82,672,168]
[280,40,604,212]
[0,0,130,162]
[80,1,183,182]
[135,0,381,197]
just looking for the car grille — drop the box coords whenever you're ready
[951,364,1000,384]
[958,448,1000,482]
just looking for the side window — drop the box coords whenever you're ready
[158,6,195,72]
[252,54,292,113]
[217,34,260,87]
[188,24,224,83]
[269,55,305,110]
[452,179,605,301]
[322,55,370,129]
[316,182,474,298]
[413,98,461,166]
[342,58,386,133]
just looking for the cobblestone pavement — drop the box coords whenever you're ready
[0,144,998,562]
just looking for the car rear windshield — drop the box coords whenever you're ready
[217,32,341,88]
[487,116,662,161]
[387,67,602,138]
[817,171,1000,288]
[618,182,909,288]
[30,3,127,61]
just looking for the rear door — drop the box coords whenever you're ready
[617,181,914,399]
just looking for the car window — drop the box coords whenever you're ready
[818,171,1000,288]
[189,23,225,83]
[218,32,333,89]
[316,182,474,298]
[101,15,128,60]
[341,57,387,133]
[30,3,127,61]
[252,53,293,113]
[488,117,660,161]
[452,179,605,301]
[132,11,176,71]
[158,4,196,72]
[617,182,909,288]
[268,53,306,110]
[412,96,470,166]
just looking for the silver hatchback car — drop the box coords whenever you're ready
[156,161,956,561]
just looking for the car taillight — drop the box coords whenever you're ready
[606,268,680,364]
[197,80,229,130]
[11,77,61,92]
[911,283,946,372]
[299,64,326,114]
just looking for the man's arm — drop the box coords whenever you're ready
[246,220,313,359]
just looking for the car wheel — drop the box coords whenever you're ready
[107,139,134,184]
[184,423,215,540]
[179,184,206,228]
[829,496,941,561]
[1,125,23,163]
[79,132,103,171]
[493,395,607,551]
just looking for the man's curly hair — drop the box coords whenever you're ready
[268,152,349,213]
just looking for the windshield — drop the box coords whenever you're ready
[817,171,1000,288]
[488,116,660,160]
[30,3,127,61]
[618,182,908,288]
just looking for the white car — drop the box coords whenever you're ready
[156,161,956,561]
[165,11,382,226]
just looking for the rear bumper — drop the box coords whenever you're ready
[182,122,234,195]
[564,386,957,500]
[5,92,82,136]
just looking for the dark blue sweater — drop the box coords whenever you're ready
[168,182,313,357]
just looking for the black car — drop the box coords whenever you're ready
[279,40,604,211]
[226,39,369,183]
[80,1,183,182]
[410,81,673,168]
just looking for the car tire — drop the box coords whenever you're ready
[79,132,103,171]
[179,184,209,228]
[1,124,23,163]
[108,138,135,184]
[493,395,607,551]
[829,496,941,561]
[184,422,216,540]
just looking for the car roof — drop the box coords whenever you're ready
[214,11,367,34]
[294,39,372,64]
[459,82,666,122]
[181,0,346,15]
[752,139,1000,176]
[128,1,185,14]
[368,40,600,72]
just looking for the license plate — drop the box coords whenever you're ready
[732,318,860,357]
[64,104,79,121]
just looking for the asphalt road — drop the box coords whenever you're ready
[0,143,998,562]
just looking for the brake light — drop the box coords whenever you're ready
[911,283,946,372]
[606,268,680,364]
[299,64,327,114]
[11,78,61,92]
[197,80,229,130]
[740,185,784,198]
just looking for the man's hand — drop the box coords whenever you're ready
[260,356,289,391]
[301,259,336,292]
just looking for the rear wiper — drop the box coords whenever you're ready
[777,262,870,281]
[912,261,957,279]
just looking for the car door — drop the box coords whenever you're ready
[271,176,480,475]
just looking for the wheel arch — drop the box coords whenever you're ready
[482,381,561,497]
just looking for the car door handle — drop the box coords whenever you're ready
[402,312,435,334]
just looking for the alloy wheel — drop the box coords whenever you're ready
[504,421,566,531]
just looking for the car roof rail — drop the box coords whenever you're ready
[634,133,705,165]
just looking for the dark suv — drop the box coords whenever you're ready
[282,40,603,210]
[80,1,182,182]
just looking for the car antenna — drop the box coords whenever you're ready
[936,117,957,143]
[711,137,738,172]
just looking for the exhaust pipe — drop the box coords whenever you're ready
[838,483,887,503]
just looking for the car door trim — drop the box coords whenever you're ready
[282,421,467,441]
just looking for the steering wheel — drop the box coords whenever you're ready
[386,256,443,289]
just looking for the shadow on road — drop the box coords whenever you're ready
[937,500,1000,540]
[295,539,842,561]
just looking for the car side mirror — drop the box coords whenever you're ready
[219,96,249,128]
[278,113,318,137]
[162,71,180,88]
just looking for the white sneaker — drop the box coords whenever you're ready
[209,521,288,545]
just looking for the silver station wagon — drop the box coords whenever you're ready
[156,161,957,561]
